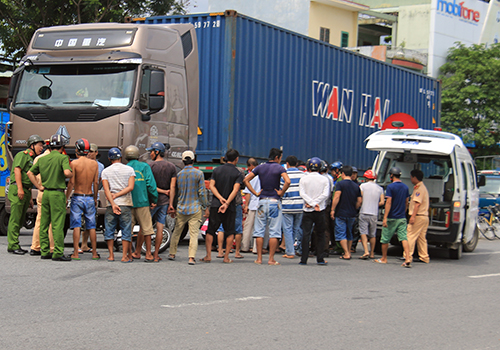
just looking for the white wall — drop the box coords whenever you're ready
[397,4,431,51]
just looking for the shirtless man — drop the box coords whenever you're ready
[66,138,99,260]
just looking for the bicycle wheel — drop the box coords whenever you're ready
[477,216,496,240]
[492,217,500,239]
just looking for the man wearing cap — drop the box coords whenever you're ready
[29,140,55,256]
[147,142,177,262]
[79,142,104,253]
[7,134,44,254]
[405,169,430,264]
[125,145,158,262]
[101,148,135,262]
[358,169,384,259]
[66,138,99,260]
[330,165,362,260]
[374,167,412,267]
[28,134,73,261]
[169,150,208,265]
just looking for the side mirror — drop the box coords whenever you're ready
[141,114,151,122]
[478,175,486,187]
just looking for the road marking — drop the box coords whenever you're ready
[161,296,269,308]
[468,273,500,279]
[466,251,500,256]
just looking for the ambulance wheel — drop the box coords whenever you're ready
[463,227,479,252]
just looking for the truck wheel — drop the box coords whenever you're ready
[0,204,8,236]
[463,227,479,252]
[449,244,462,259]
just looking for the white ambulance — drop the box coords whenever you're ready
[365,121,484,259]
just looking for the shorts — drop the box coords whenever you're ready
[334,216,356,241]
[359,213,377,238]
[217,204,243,234]
[104,206,132,242]
[151,204,168,225]
[206,207,236,239]
[69,195,96,229]
[253,198,282,239]
[381,218,407,244]
[132,206,154,236]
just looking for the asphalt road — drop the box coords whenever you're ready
[1,231,500,350]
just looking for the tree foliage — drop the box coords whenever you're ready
[440,43,500,156]
[0,0,188,62]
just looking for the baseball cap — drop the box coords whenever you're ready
[90,143,98,152]
[182,150,195,161]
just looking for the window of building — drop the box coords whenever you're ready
[320,27,330,43]
[341,31,349,48]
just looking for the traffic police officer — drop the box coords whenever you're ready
[7,134,44,254]
[28,134,73,261]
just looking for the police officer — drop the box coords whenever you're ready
[7,134,44,254]
[28,134,73,261]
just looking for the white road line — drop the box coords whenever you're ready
[161,296,270,308]
[465,251,500,256]
[468,273,500,279]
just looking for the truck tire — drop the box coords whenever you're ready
[0,204,8,236]
[463,227,479,252]
[449,244,462,259]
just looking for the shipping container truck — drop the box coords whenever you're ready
[2,10,441,236]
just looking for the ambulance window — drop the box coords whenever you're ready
[467,163,477,189]
[461,163,468,191]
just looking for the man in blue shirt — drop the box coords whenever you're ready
[374,167,412,267]
[244,148,291,265]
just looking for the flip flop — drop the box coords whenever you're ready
[223,259,234,264]
[234,256,244,259]
[71,257,81,261]
[402,262,412,268]
[359,254,370,260]
[373,259,387,264]
[216,255,224,258]
[92,253,101,260]
[121,259,133,263]
[254,260,262,265]
[144,259,155,263]
[168,255,175,261]
[81,248,92,253]
[107,258,115,262]
[188,260,196,265]
[268,261,281,265]
[282,254,295,259]
[131,255,141,260]
[199,257,211,263]
[339,255,351,260]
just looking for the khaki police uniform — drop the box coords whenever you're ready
[29,150,71,258]
[406,181,430,263]
[7,148,36,251]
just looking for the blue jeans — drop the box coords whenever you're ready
[104,206,132,242]
[335,216,356,241]
[69,195,96,229]
[253,198,282,239]
[282,212,303,255]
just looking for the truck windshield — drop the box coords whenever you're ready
[14,64,136,108]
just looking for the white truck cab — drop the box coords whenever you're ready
[365,126,484,259]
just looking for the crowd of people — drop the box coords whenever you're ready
[6,137,431,267]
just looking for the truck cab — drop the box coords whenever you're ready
[365,127,483,259]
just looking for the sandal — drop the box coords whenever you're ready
[402,262,412,268]
[168,254,175,261]
[199,257,211,263]
[359,254,370,260]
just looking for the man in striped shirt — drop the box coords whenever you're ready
[169,151,208,265]
[281,155,306,258]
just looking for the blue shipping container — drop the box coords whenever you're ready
[135,11,441,169]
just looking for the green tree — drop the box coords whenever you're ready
[0,0,188,62]
[440,43,500,156]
